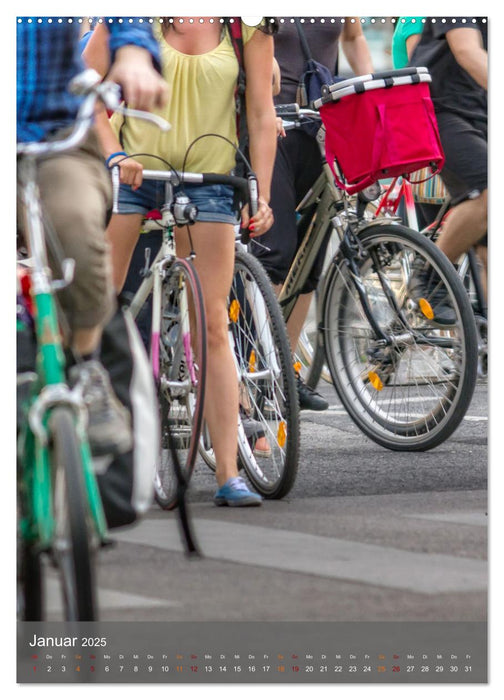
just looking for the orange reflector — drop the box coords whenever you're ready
[368,371,384,391]
[419,298,434,320]
[293,361,302,374]
[249,350,257,372]
[229,299,240,323]
[278,421,287,447]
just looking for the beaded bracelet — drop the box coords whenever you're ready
[106,151,127,168]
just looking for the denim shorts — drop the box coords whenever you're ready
[117,179,239,225]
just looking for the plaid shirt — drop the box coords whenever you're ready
[17,17,161,142]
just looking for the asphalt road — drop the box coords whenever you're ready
[43,378,488,625]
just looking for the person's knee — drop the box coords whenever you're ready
[470,189,488,230]
[205,306,229,353]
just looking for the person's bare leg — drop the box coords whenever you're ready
[72,327,102,356]
[436,190,487,263]
[106,212,144,292]
[475,244,488,303]
[272,283,313,354]
[272,283,328,410]
[176,222,240,487]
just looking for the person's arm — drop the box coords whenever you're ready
[83,24,145,189]
[272,57,281,96]
[85,18,169,111]
[340,18,374,74]
[242,28,277,235]
[406,33,422,60]
[445,27,487,90]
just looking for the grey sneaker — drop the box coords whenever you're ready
[69,360,133,456]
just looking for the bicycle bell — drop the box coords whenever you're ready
[172,193,198,226]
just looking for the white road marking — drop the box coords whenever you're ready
[44,574,180,614]
[113,518,487,595]
[407,511,487,527]
[302,406,487,421]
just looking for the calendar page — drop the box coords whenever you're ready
[15,7,489,689]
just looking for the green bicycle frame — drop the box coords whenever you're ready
[18,164,107,553]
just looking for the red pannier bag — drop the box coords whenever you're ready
[315,68,445,195]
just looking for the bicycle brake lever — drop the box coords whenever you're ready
[115,105,171,132]
[68,69,103,95]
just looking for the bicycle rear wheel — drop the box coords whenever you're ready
[154,259,207,510]
[228,248,300,498]
[49,407,97,620]
[322,222,478,451]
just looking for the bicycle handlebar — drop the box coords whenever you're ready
[275,104,321,131]
[112,167,258,242]
[16,69,171,159]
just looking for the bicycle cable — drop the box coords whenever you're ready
[181,133,253,180]
[180,134,253,256]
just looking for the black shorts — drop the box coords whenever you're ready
[251,129,328,293]
[436,111,487,203]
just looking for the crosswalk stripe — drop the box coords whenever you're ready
[44,574,180,613]
[407,511,487,526]
[113,518,486,595]
[303,406,487,421]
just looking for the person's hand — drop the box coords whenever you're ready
[108,45,170,111]
[241,197,274,237]
[108,154,144,190]
[276,117,286,138]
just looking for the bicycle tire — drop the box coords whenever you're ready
[49,407,97,620]
[298,198,379,389]
[19,542,43,621]
[154,259,207,510]
[322,222,478,451]
[204,247,300,498]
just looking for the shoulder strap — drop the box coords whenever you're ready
[294,18,313,61]
[225,18,248,173]
[227,17,245,75]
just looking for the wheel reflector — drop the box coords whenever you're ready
[368,371,384,391]
[278,421,287,447]
[229,299,240,323]
[419,298,434,320]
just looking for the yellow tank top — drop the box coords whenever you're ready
[111,21,258,174]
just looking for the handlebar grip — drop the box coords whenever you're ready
[198,172,258,245]
[240,173,259,245]
[111,165,120,214]
[275,103,300,117]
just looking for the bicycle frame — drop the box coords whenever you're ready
[126,179,197,387]
[277,163,340,323]
[17,157,107,553]
[276,128,456,355]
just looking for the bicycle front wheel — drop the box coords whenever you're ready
[229,248,300,498]
[322,222,478,451]
[49,407,97,620]
[154,259,207,510]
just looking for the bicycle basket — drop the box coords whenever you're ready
[314,67,445,195]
